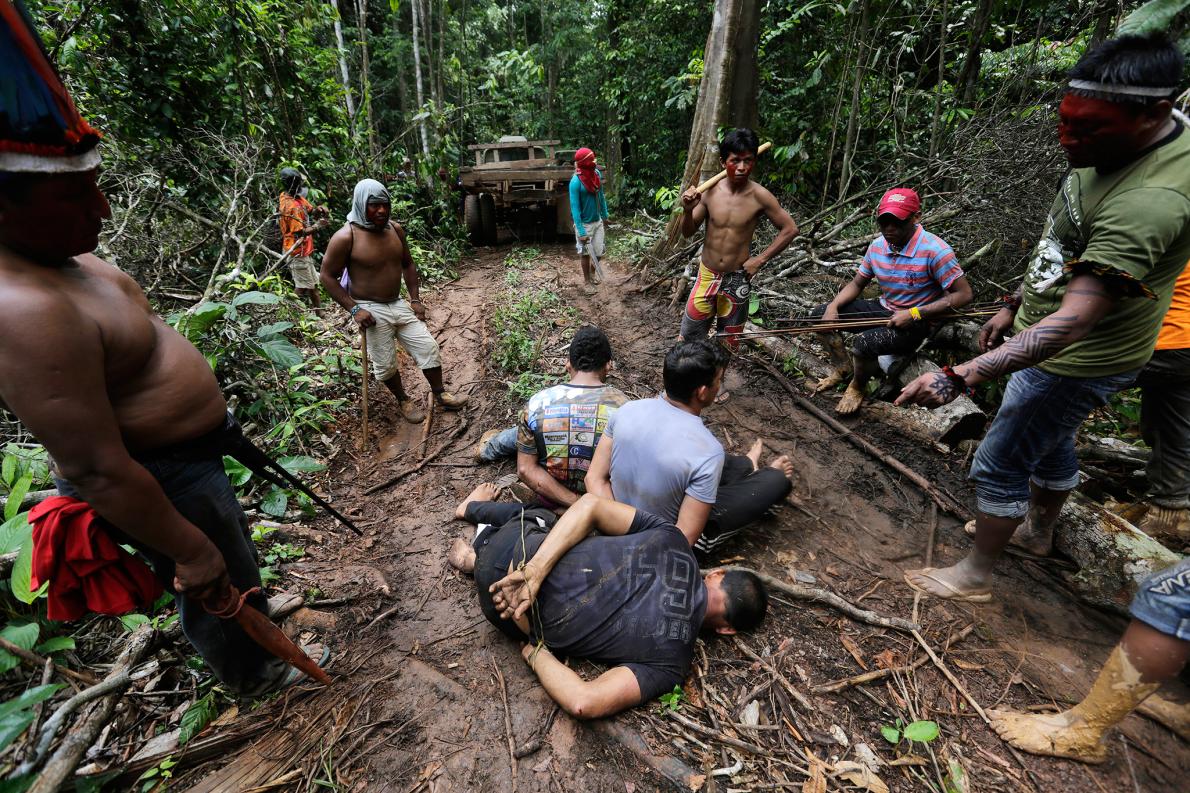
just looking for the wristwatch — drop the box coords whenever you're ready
[350,305,361,317]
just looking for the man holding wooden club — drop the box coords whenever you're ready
[679,129,799,372]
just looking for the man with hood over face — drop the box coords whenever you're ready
[321,179,468,423]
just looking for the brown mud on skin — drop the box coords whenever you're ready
[183,245,1190,792]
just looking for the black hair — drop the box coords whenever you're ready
[568,326,613,372]
[1068,33,1185,105]
[663,339,730,403]
[279,167,302,195]
[719,128,760,160]
[722,570,769,632]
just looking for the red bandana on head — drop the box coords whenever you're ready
[574,147,601,194]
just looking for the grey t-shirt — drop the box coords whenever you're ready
[605,397,724,522]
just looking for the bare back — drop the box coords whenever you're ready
[0,252,227,453]
[324,222,407,303]
[699,180,769,273]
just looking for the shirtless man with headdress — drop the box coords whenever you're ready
[0,2,323,696]
[679,128,799,374]
[320,179,467,423]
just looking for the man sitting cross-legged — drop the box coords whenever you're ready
[473,326,627,510]
[585,339,795,555]
[447,484,769,718]
[809,188,972,415]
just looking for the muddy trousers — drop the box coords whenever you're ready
[1137,348,1190,510]
[695,455,793,555]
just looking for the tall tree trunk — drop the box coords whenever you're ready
[435,0,446,113]
[329,0,356,120]
[356,0,378,163]
[928,0,950,160]
[411,0,432,155]
[654,0,761,256]
[838,0,871,202]
[392,11,412,149]
[957,0,992,106]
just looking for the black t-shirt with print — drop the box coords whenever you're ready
[521,510,707,702]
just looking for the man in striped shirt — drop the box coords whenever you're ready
[810,188,972,414]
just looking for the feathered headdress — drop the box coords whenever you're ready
[0,0,101,172]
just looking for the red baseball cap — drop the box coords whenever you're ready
[876,188,921,220]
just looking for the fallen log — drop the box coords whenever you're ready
[1052,491,1180,615]
[742,322,986,447]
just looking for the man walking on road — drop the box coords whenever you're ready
[896,34,1190,603]
[321,179,468,423]
[570,147,609,291]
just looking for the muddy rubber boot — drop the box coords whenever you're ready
[398,398,426,424]
[436,391,469,410]
[989,646,1161,763]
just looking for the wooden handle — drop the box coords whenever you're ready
[360,327,369,449]
[694,141,773,193]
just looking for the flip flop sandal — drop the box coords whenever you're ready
[903,567,993,603]
[269,644,332,694]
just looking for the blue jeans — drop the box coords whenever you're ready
[478,427,518,462]
[1130,558,1190,641]
[969,366,1139,518]
[55,454,285,694]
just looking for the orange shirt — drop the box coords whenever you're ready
[278,193,314,257]
[1156,260,1190,351]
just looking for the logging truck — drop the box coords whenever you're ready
[459,136,579,245]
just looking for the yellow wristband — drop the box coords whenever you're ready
[909,307,923,321]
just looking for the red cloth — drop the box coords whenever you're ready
[29,497,163,621]
[574,147,601,194]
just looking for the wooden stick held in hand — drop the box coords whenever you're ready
[694,141,773,193]
[360,327,369,450]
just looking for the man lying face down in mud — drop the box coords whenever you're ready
[447,485,769,717]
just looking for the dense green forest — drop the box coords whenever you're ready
[28,0,1131,210]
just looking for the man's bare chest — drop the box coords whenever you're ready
[706,194,761,232]
[60,273,158,379]
[349,228,404,272]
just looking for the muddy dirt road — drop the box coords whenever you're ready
[184,244,1188,792]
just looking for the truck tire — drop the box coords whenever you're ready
[480,193,497,245]
[464,195,484,246]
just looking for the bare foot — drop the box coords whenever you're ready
[455,482,499,519]
[903,562,993,603]
[768,454,795,481]
[813,368,850,393]
[448,537,477,574]
[745,439,763,471]
[835,383,864,415]
[988,709,1108,763]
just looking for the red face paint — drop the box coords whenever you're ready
[724,153,755,183]
[1058,93,1151,169]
